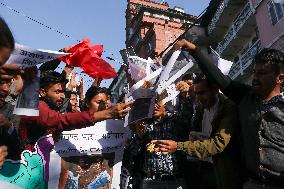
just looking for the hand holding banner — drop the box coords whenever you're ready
[6,43,68,67]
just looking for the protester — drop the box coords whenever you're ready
[0,17,14,67]
[175,74,195,133]
[0,16,15,164]
[0,76,21,160]
[175,75,204,189]
[18,71,131,153]
[123,90,192,189]
[59,86,115,189]
[83,86,111,111]
[154,74,241,189]
[77,77,85,110]
[173,39,284,188]
[67,91,80,112]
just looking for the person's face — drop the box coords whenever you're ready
[88,93,108,112]
[194,81,217,109]
[0,78,12,106]
[153,101,165,120]
[70,93,78,112]
[106,96,112,109]
[251,63,282,98]
[0,47,12,66]
[40,83,65,109]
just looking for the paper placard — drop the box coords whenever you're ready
[13,70,40,116]
[6,43,68,67]
[54,119,129,157]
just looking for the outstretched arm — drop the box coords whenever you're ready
[23,101,131,131]
[152,99,238,158]
[174,39,249,104]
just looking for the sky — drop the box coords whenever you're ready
[0,0,210,88]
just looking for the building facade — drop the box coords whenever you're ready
[206,0,284,81]
[252,0,284,50]
[109,0,197,104]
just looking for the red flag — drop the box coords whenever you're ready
[59,39,117,79]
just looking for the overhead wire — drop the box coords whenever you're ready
[0,1,122,65]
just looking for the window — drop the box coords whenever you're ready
[268,1,284,25]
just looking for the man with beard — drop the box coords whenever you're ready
[19,71,131,153]
[172,39,284,188]
[153,74,240,189]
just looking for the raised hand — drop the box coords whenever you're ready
[67,73,77,90]
[92,77,102,87]
[77,77,84,100]
[173,39,197,52]
[176,81,193,93]
[63,64,73,80]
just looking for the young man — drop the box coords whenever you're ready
[125,78,194,189]
[19,71,130,152]
[172,39,284,188]
[130,100,188,189]
[154,74,240,189]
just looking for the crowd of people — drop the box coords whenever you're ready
[0,15,283,189]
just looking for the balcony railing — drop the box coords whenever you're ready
[229,39,261,79]
[216,2,253,55]
[234,3,252,32]
[216,26,235,55]
[228,61,241,79]
[241,39,261,70]
[208,0,230,34]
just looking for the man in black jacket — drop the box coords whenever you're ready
[173,39,284,188]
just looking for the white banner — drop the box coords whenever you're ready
[6,43,68,67]
[54,119,129,156]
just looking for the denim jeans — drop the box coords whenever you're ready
[142,178,187,189]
